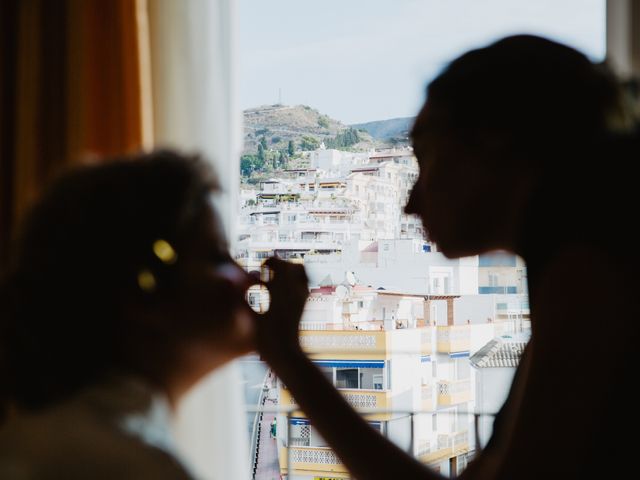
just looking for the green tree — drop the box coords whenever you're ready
[318,116,330,128]
[257,143,265,163]
[240,156,253,176]
[326,128,360,149]
[288,140,295,156]
[241,154,264,177]
[300,136,320,151]
[260,136,268,149]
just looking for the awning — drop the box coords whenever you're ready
[289,417,310,426]
[313,360,384,369]
[449,351,470,359]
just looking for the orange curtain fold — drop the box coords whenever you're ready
[0,0,146,268]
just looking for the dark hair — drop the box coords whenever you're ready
[0,150,220,417]
[411,35,639,262]
[413,35,631,162]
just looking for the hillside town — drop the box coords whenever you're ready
[239,143,530,479]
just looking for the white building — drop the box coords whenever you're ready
[276,283,497,479]
[469,335,529,448]
[239,146,530,477]
[304,238,479,296]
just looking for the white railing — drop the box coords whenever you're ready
[300,334,378,350]
[302,321,384,331]
[436,326,470,343]
[416,440,431,456]
[438,431,469,451]
[421,385,434,402]
[454,431,469,448]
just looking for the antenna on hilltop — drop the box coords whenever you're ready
[278,88,282,106]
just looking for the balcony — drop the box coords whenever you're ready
[437,379,471,406]
[279,446,348,475]
[298,325,434,359]
[421,385,435,412]
[280,387,391,420]
[436,325,470,353]
[419,431,469,464]
[421,327,433,355]
[439,431,470,456]
[299,330,388,360]
[340,389,390,418]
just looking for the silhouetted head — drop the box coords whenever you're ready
[405,35,632,258]
[0,151,254,415]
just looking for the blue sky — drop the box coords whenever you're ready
[239,0,605,124]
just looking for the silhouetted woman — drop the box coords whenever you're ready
[0,151,255,479]
[256,35,639,479]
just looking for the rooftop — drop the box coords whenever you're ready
[469,336,529,368]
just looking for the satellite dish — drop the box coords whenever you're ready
[335,285,348,299]
[346,271,357,286]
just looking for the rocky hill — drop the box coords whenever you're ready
[351,116,415,143]
[242,104,378,154]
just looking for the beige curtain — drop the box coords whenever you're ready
[0,0,144,267]
[1,2,248,478]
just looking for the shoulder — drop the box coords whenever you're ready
[535,244,635,315]
[0,406,193,480]
[532,242,638,350]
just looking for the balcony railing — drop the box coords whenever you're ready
[340,389,389,411]
[299,330,388,360]
[419,430,470,464]
[421,385,435,412]
[280,446,348,475]
[280,387,391,420]
[436,325,471,353]
[439,431,470,454]
[437,379,471,406]
[298,325,437,359]
[250,401,485,479]
[421,327,433,355]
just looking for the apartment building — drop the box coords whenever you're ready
[275,283,497,479]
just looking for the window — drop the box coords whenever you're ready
[248,292,260,308]
[239,0,606,476]
[336,368,359,389]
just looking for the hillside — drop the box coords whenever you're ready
[351,116,415,143]
[242,104,378,154]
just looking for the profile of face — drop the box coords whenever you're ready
[405,101,527,258]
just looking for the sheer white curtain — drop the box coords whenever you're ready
[606,0,640,79]
[146,0,246,478]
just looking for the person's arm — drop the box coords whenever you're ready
[256,257,437,480]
